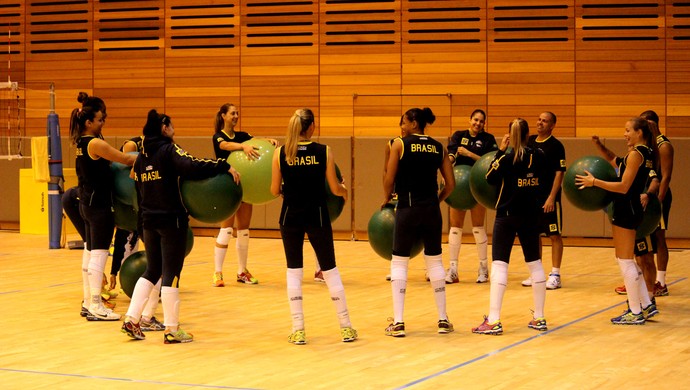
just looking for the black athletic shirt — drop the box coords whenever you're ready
[120,135,143,153]
[527,134,566,202]
[76,135,113,208]
[213,130,253,160]
[394,134,444,208]
[614,144,656,206]
[447,130,497,167]
[134,136,231,228]
[486,147,547,216]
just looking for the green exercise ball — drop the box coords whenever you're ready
[444,164,477,210]
[113,199,137,232]
[111,152,138,207]
[119,250,147,298]
[227,139,277,205]
[325,163,345,222]
[181,173,242,224]
[367,202,424,261]
[636,195,662,239]
[469,151,500,210]
[185,226,194,257]
[564,155,617,211]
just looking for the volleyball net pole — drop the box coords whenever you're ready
[47,82,63,249]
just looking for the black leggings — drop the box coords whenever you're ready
[79,203,114,251]
[492,214,541,263]
[393,203,442,257]
[142,225,187,288]
[280,223,336,271]
[62,187,86,241]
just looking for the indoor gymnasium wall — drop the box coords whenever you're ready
[2,1,689,238]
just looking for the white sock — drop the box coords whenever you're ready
[81,246,90,305]
[161,286,180,330]
[87,249,109,307]
[472,226,488,265]
[286,268,304,332]
[142,278,162,321]
[125,278,154,323]
[634,263,652,308]
[322,267,351,328]
[618,258,642,314]
[551,267,560,276]
[656,270,666,286]
[528,260,546,318]
[236,229,249,274]
[425,254,447,320]
[214,227,232,273]
[488,261,508,323]
[448,227,462,269]
[390,256,409,323]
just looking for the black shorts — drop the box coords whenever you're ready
[536,201,562,236]
[610,198,644,230]
[634,235,658,256]
[492,213,541,263]
[393,203,442,257]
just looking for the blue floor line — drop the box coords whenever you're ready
[0,367,261,390]
[395,277,687,389]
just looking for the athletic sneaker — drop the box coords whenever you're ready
[528,317,548,331]
[521,277,532,287]
[610,309,645,325]
[212,272,225,287]
[385,274,391,281]
[642,298,659,319]
[472,316,503,335]
[164,328,194,344]
[476,265,489,283]
[87,303,121,321]
[438,319,454,334]
[341,327,358,342]
[445,268,459,284]
[314,270,325,283]
[237,269,258,284]
[654,281,669,297]
[385,321,406,337]
[288,330,306,345]
[103,299,116,310]
[80,303,89,318]
[140,316,165,331]
[614,285,627,295]
[121,320,145,340]
[546,273,562,290]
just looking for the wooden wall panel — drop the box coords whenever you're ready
[575,0,665,137]
[487,1,576,136]
[320,0,401,136]
[93,0,164,136]
[165,1,240,137]
[666,1,690,137]
[240,0,318,136]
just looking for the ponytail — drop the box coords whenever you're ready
[284,108,314,165]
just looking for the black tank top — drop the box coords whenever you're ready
[395,134,444,208]
[76,135,113,207]
[279,141,328,208]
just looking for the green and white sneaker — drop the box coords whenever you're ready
[611,309,645,325]
[140,316,165,331]
[164,328,194,344]
[341,327,358,342]
[288,330,306,345]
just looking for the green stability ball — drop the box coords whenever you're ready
[469,151,500,210]
[444,164,477,210]
[185,226,194,257]
[636,195,662,239]
[181,173,243,224]
[367,202,423,261]
[119,250,147,298]
[113,199,137,232]
[111,152,138,207]
[325,163,345,222]
[563,155,617,211]
[227,139,277,205]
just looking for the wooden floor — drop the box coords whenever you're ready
[1,231,688,389]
